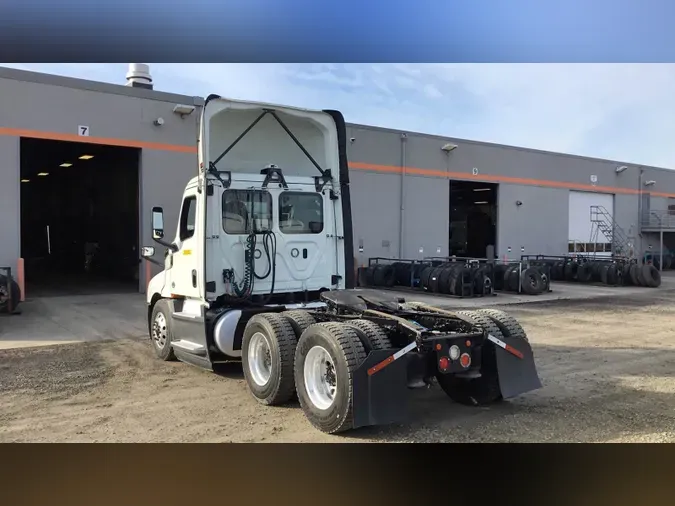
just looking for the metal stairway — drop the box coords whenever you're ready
[589,205,634,258]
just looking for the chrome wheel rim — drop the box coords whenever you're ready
[304,346,337,410]
[153,312,167,349]
[248,332,272,386]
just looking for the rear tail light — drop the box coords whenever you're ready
[438,356,449,370]
[459,353,471,368]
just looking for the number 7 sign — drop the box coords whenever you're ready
[78,125,90,136]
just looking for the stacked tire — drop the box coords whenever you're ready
[494,263,547,295]
[419,263,492,297]
[624,263,661,288]
[548,259,660,288]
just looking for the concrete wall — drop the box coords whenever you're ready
[0,70,201,292]
[346,123,675,261]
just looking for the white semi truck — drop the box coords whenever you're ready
[141,94,541,434]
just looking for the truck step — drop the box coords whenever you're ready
[172,340,207,356]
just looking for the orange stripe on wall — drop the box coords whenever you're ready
[1,124,671,198]
[0,127,198,153]
[349,161,675,199]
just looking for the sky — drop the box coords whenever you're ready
[3,63,675,169]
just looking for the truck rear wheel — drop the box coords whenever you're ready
[282,310,316,338]
[242,313,298,406]
[475,308,528,341]
[151,299,176,361]
[294,322,366,434]
[345,319,393,352]
[436,310,504,406]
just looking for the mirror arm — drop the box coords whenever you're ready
[143,256,164,267]
[153,237,178,252]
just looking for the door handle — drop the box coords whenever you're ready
[192,270,197,288]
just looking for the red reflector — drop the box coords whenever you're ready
[435,343,442,351]
[438,357,449,370]
[459,353,471,368]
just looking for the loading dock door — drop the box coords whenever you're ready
[568,191,614,257]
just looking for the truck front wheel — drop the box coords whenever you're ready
[294,322,366,434]
[241,313,298,406]
[151,299,176,361]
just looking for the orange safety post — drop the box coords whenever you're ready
[17,257,25,302]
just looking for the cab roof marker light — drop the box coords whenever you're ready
[79,155,94,160]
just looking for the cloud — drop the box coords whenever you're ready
[2,62,675,168]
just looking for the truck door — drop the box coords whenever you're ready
[170,187,203,299]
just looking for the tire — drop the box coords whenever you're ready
[438,267,454,294]
[345,319,393,352]
[150,299,176,361]
[373,264,396,287]
[576,263,593,283]
[564,261,578,281]
[0,274,21,313]
[642,264,661,288]
[242,313,298,406]
[636,263,648,287]
[475,308,528,342]
[505,265,520,292]
[420,266,434,290]
[282,310,317,338]
[493,264,508,290]
[520,267,544,295]
[357,267,369,287]
[629,263,640,286]
[294,322,367,434]
[436,310,504,406]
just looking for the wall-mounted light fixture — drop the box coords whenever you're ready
[615,165,628,174]
[644,180,656,187]
[173,104,196,117]
[153,117,165,126]
[515,200,523,206]
[441,143,458,152]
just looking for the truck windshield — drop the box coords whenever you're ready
[279,192,324,234]
[222,189,273,234]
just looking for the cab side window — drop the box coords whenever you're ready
[179,196,197,241]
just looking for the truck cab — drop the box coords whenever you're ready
[143,95,353,365]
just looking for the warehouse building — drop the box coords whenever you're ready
[1,64,675,297]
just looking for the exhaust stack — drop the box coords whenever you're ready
[126,63,153,90]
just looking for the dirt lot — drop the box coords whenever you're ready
[2,290,675,442]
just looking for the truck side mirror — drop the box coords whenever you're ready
[152,207,165,240]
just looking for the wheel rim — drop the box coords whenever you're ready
[304,346,337,410]
[248,332,273,387]
[153,312,168,349]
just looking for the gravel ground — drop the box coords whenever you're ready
[2,291,675,442]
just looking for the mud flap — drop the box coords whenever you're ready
[352,349,410,429]
[490,334,542,399]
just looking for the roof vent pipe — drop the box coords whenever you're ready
[126,63,153,90]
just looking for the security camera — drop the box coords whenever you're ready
[350,137,356,143]
[515,200,523,206]
[153,117,164,126]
